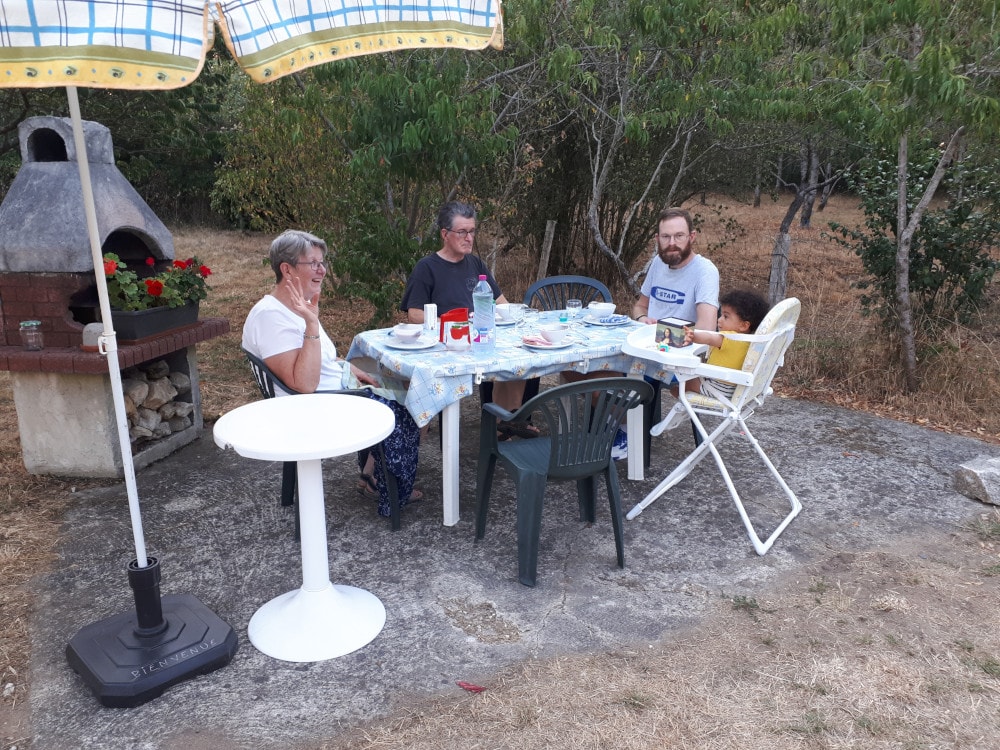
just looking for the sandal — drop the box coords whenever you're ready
[359,473,423,503]
[498,421,540,440]
[357,473,378,499]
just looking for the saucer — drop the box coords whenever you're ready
[583,314,631,326]
[521,338,573,350]
[384,335,438,350]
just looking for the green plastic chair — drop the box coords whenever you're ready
[523,274,612,310]
[475,377,654,586]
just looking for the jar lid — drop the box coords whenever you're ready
[19,320,41,328]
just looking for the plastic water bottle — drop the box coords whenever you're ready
[472,274,495,352]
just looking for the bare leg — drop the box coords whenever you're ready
[493,380,526,412]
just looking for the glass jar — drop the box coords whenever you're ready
[19,320,43,351]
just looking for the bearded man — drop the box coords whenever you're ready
[631,207,719,332]
[628,207,720,466]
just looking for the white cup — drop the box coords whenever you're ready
[496,303,525,322]
[423,303,438,333]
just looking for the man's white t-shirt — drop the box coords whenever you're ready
[641,253,720,322]
[242,295,344,393]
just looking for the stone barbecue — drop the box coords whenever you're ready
[0,116,229,477]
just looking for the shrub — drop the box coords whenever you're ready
[829,144,1000,334]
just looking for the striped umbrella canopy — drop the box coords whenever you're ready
[0,0,503,567]
[1,0,503,87]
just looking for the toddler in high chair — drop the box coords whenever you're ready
[651,289,769,435]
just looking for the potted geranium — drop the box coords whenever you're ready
[103,253,212,340]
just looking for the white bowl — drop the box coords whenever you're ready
[540,323,570,344]
[393,323,424,343]
[588,302,616,317]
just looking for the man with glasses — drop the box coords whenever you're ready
[625,207,719,463]
[401,201,512,322]
[632,207,719,330]
[401,201,530,422]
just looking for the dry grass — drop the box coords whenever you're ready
[316,526,1000,750]
[2,194,1000,748]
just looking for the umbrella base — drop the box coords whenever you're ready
[66,592,238,708]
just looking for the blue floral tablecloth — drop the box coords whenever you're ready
[346,315,656,428]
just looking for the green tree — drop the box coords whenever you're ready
[816,0,1000,391]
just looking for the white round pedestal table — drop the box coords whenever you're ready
[214,393,394,662]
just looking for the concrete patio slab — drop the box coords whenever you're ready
[27,396,998,749]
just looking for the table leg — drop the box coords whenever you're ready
[247,459,386,662]
[441,401,461,526]
[626,404,645,481]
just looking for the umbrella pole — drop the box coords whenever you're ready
[63,87,238,707]
[66,86,148,568]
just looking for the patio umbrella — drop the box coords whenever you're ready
[0,0,503,707]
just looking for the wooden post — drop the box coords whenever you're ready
[537,220,556,281]
[489,237,498,276]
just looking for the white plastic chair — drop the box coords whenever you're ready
[627,298,802,555]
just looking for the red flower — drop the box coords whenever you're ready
[173,260,187,269]
[103,259,118,276]
[199,265,212,278]
[145,256,156,267]
[144,278,164,296]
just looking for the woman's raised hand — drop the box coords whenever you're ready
[285,275,320,323]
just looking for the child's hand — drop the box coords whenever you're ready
[683,326,695,346]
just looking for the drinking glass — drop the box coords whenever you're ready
[566,299,582,320]
[519,307,540,332]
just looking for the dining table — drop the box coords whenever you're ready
[346,310,660,525]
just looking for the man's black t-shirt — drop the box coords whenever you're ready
[400,253,502,314]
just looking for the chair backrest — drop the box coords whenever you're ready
[523,275,612,310]
[242,347,301,398]
[731,297,800,407]
[521,377,653,479]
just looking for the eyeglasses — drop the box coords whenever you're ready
[446,228,477,238]
[658,233,690,243]
[293,260,327,271]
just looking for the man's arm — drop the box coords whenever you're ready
[632,294,651,323]
[693,302,718,333]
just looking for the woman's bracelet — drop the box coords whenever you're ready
[303,334,320,340]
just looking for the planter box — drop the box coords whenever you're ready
[110,303,199,343]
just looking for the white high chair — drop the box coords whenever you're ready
[626,297,802,555]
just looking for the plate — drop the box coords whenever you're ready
[583,314,632,326]
[521,338,574,350]
[384,335,439,350]
[495,318,520,326]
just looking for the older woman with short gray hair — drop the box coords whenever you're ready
[243,229,422,516]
